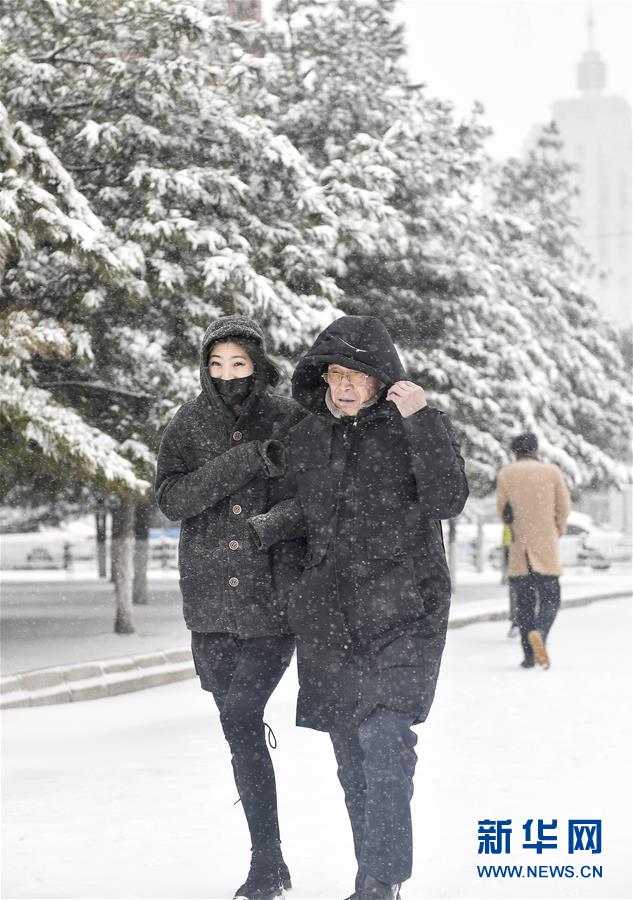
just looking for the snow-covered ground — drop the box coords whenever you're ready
[0,562,180,582]
[1,560,629,592]
[2,597,630,900]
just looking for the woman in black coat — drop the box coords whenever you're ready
[249,316,468,900]
[155,315,304,900]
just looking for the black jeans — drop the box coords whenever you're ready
[191,632,294,854]
[330,707,418,886]
[509,572,561,663]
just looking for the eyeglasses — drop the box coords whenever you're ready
[322,371,370,386]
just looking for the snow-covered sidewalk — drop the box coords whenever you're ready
[2,596,630,899]
[0,563,180,583]
[2,564,630,679]
[2,566,630,706]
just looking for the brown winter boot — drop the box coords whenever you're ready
[527,630,550,669]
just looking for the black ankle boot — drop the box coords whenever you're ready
[278,859,292,890]
[234,853,287,900]
[357,875,401,900]
[343,867,364,900]
[234,857,290,900]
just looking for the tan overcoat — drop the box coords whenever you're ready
[496,458,571,577]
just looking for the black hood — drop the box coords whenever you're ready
[199,315,272,414]
[292,315,408,416]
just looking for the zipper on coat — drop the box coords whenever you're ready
[332,422,358,647]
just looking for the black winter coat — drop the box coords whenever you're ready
[250,315,468,730]
[155,317,305,637]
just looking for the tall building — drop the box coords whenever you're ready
[550,14,631,331]
[227,0,262,21]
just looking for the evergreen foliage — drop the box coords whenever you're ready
[0,0,341,505]
[0,0,629,506]
[489,125,631,486]
[264,0,631,494]
[0,102,148,493]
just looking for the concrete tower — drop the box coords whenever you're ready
[551,13,631,330]
[227,0,262,21]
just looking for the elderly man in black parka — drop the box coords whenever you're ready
[249,316,468,900]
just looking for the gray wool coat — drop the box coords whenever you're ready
[155,316,305,637]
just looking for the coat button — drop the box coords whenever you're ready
[232,505,242,515]
[232,430,242,441]
[228,540,239,551]
[228,576,239,588]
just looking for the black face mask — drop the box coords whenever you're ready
[212,375,254,408]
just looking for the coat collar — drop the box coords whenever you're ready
[290,395,398,469]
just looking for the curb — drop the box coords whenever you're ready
[1,647,195,709]
[447,589,631,629]
[1,591,629,709]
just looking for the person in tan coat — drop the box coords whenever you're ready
[496,433,571,669]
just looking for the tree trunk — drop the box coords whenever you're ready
[95,501,107,579]
[110,525,118,583]
[475,514,485,573]
[111,496,135,634]
[133,500,151,605]
[0,240,8,288]
[448,517,458,589]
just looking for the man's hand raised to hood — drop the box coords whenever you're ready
[387,381,428,418]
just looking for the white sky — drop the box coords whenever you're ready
[399,0,632,158]
[262,0,632,160]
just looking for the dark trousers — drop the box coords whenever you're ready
[509,579,518,626]
[509,572,561,663]
[330,707,418,886]
[191,632,294,854]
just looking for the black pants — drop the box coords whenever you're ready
[330,707,418,886]
[509,572,561,663]
[508,579,518,626]
[191,632,294,854]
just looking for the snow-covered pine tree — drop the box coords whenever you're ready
[264,0,631,495]
[489,124,631,488]
[0,102,148,496]
[1,0,341,410]
[1,0,346,623]
[264,0,525,491]
[0,101,153,629]
[265,0,409,167]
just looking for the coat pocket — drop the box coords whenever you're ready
[302,542,329,570]
[350,542,426,639]
[364,534,412,561]
[287,554,349,647]
[178,570,214,630]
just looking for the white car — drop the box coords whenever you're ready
[148,528,179,568]
[562,511,631,567]
[484,511,630,571]
[0,518,96,569]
